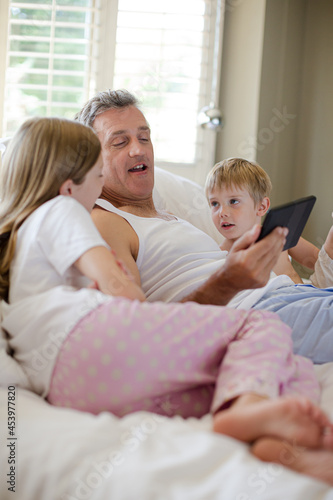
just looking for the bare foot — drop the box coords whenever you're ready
[251,437,333,486]
[213,396,333,448]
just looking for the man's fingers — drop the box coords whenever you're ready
[231,225,288,256]
[231,224,262,252]
[250,227,288,270]
[251,226,288,256]
[224,226,289,290]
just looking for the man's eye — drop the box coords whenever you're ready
[113,141,126,147]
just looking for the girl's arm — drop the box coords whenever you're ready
[74,246,146,302]
[288,237,319,270]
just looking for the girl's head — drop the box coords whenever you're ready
[0,116,102,300]
[205,158,272,243]
[1,116,101,214]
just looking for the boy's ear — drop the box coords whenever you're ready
[256,197,270,217]
[59,179,73,196]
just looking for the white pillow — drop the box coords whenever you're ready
[153,167,224,245]
[0,302,31,388]
[0,136,11,152]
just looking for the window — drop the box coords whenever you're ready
[1,0,99,135]
[0,0,224,183]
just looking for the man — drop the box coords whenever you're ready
[76,89,333,363]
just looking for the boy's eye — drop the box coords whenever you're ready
[230,199,239,205]
[210,201,219,208]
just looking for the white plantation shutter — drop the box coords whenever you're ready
[0,0,224,182]
[113,0,224,182]
[2,0,100,135]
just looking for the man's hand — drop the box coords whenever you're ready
[182,225,288,306]
[225,224,288,290]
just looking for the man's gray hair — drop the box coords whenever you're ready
[75,89,140,128]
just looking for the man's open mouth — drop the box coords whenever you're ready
[128,164,147,172]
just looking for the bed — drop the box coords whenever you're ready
[1,143,333,499]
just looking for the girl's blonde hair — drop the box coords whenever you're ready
[0,116,101,300]
[205,157,272,205]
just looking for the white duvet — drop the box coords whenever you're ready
[0,363,333,500]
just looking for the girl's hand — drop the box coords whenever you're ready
[111,250,135,282]
[87,280,99,290]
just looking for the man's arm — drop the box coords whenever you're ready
[182,225,288,306]
[91,207,142,287]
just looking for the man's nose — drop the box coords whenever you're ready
[128,139,145,157]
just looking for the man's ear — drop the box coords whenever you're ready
[256,197,270,217]
[59,179,73,196]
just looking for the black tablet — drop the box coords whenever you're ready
[257,195,316,251]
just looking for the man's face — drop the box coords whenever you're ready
[93,106,155,205]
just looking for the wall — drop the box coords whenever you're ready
[216,0,267,162]
[293,0,333,245]
[216,0,333,246]
[255,0,305,205]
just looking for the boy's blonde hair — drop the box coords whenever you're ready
[0,116,101,300]
[205,157,272,205]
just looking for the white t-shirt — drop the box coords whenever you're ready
[95,199,292,308]
[310,246,333,288]
[2,196,112,396]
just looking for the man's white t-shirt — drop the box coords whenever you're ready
[2,196,112,396]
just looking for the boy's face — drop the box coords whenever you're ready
[208,184,269,243]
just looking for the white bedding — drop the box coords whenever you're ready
[0,364,333,500]
[0,153,333,499]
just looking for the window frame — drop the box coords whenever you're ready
[0,0,225,184]
[0,0,10,138]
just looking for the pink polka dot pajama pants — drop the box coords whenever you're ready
[47,298,320,417]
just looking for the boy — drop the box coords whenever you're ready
[205,157,333,285]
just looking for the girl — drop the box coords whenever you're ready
[1,117,333,485]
